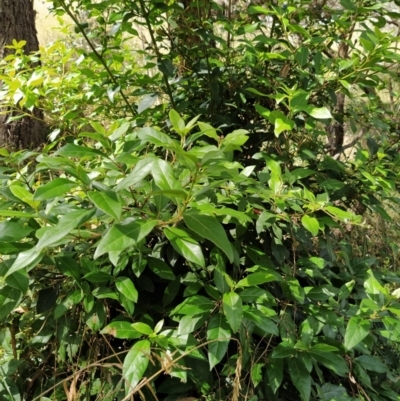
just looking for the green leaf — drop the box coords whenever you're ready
[288,357,311,401]
[92,287,119,300]
[344,316,371,350]
[171,295,215,315]
[169,109,185,135]
[178,313,209,335]
[236,271,280,287]
[285,277,305,304]
[319,383,347,400]
[223,292,243,333]
[152,158,183,193]
[115,156,155,191]
[87,190,122,221]
[183,211,234,262]
[86,300,106,331]
[207,313,231,370]
[214,266,231,294]
[164,227,205,268]
[364,269,388,300]
[36,287,58,313]
[131,322,153,335]
[354,355,387,373]
[251,362,263,388]
[138,94,158,114]
[33,178,77,200]
[271,342,296,358]
[0,286,22,320]
[148,257,176,280]
[309,349,348,377]
[0,210,37,218]
[0,242,31,255]
[137,127,178,148]
[9,185,40,209]
[301,215,319,236]
[0,221,33,241]
[266,358,284,394]
[305,106,332,119]
[123,340,151,394]
[94,220,157,258]
[243,308,279,336]
[266,110,295,136]
[5,270,29,294]
[197,121,220,142]
[56,143,106,158]
[221,130,249,151]
[325,206,362,223]
[115,276,138,302]
[6,247,43,277]
[162,277,180,307]
[37,209,95,250]
[295,47,309,67]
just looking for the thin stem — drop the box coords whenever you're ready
[138,0,176,109]
[58,0,137,117]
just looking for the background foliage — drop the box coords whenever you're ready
[1,0,400,400]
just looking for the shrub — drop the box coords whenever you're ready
[1,1,400,400]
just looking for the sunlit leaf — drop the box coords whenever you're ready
[123,340,151,395]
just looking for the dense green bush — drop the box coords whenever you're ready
[1,1,400,400]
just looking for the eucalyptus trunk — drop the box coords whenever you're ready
[0,0,46,150]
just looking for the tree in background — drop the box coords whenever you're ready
[0,0,46,149]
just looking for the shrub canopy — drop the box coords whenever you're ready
[1,1,400,400]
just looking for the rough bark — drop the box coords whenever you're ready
[0,0,46,150]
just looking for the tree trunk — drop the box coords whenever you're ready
[0,0,46,150]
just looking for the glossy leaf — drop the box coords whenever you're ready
[288,357,311,401]
[169,109,185,135]
[83,271,113,283]
[137,127,177,147]
[115,156,155,191]
[33,178,77,200]
[0,221,33,241]
[86,300,106,332]
[9,185,40,209]
[171,295,214,315]
[344,316,371,350]
[267,358,284,394]
[94,220,157,258]
[87,190,122,221]
[123,340,150,394]
[207,313,231,370]
[131,322,153,335]
[223,292,243,333]
[56,143,106,158]
[164,226,205,268]
[243,308,279,336]
[301,215,319,236]
[183,211,234,262]
[237,271,280,287]
[0,286,22,320]
[152,158,183,193]
[148,257,176,280]
[5,270,29,294]
[6,247,43,277]
[36,209,95,249]
[115,276,138,303]
[178,313,209,335]
[309,348,348,377]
